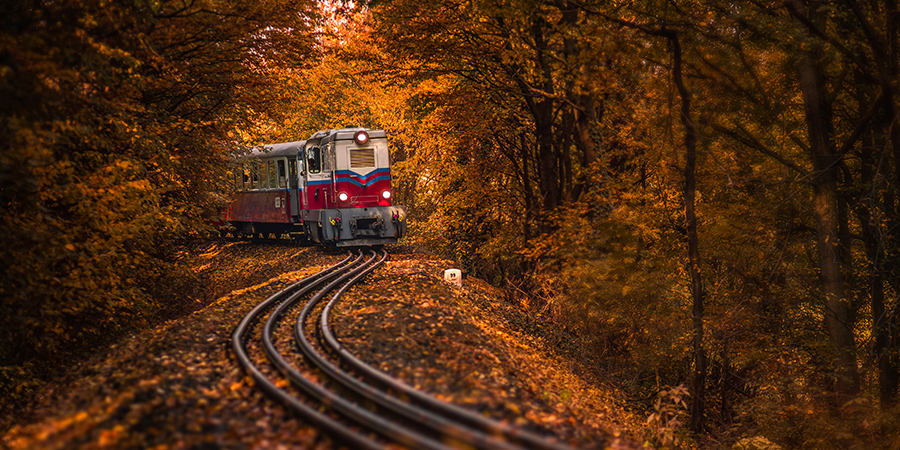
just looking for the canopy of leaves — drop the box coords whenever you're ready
[0,0,318,409]
[4,0,900,446]
[329,0,900,447]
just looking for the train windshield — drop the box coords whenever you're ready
[307,147,321,174]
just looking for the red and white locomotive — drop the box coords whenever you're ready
[225,128,407,247]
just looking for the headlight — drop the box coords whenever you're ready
[381,190,391,200]
[338,192,349,202]
[354,131,369,145]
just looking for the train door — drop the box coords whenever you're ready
[275,157,294,214]
[303,145,332,210]
[300,147,309,210]
[292,152,303,214]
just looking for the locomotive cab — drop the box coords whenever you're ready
[300,128,407,246]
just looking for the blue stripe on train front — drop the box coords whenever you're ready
[334,168,391,187]
[305,169,391,187]
[334,175,392,188]
[335,168,390,180]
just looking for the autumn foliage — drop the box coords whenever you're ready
[4,0,900,448]
[332,0,900,447]
[1,0,316,409]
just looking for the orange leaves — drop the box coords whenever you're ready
[97,425,126,446]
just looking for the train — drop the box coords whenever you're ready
[223,128,407,247]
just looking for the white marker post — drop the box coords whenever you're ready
[443,269,462,287]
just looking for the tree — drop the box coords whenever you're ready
[1,0,318,407]
[329,0,900,445]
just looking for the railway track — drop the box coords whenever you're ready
[232,250,573,450]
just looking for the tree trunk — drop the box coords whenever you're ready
[861,205,892,406]
[530,17,560,221]
[575,93,600,169]
[560,110,575,203]
[668,31,706,433]
[560,1,601,203]
[854,86,897,407]
[792,1,860,396]
[536,102,557,215]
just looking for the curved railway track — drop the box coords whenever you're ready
[232,250,574,450]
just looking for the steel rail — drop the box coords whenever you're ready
[313,252,537,450]
[235,248,578,450]
[231,254,382,450]
[264,250,456,450]
[319,260,576,450]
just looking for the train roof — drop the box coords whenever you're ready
[247,140,306,159]
[242,129,388,159]
[308,128,387,145]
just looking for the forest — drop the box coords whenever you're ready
[2,0,899,448]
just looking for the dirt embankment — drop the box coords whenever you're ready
[2,241,644,449]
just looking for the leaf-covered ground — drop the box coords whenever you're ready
[1,241,644,449]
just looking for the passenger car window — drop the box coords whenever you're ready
[277,160,287,188]
[267,161,277,188]
[251,162,260,189]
